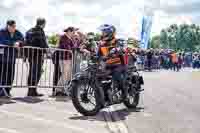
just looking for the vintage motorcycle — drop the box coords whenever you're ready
[71,54,144,116]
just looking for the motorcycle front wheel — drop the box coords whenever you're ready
[71,80,103,116]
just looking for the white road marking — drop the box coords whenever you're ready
[109,106,130,133]
[103,109,119,133]
[0,128,21,133]
[103,106,134,133]
[0,110,91,133]
[143,112,152,117]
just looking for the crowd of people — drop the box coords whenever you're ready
[0,18,199,98]
[0,18,88,97]
[129,49,200,71]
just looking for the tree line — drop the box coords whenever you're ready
[150,24,200,52]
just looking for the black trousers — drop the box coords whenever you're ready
[52,61,61,94]
[0,61,15,94]
[147,59,152,70]
[28,58,43,92]
[173,63,179,71]
[111,66,128,99]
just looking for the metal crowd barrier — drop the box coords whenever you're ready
[0,45,76,96]
[0,44,145,96]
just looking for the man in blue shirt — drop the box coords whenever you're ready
[0,20,24,97]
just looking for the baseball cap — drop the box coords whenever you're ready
[64,26,79,32]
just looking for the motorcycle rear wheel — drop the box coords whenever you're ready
[124,92,140,109]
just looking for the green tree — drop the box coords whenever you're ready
[48,34,60,47]
[127,37,139,48]
[150,35,160,49]
[160,29,168,48]
[94,33,101,41]
[157,23,200,51]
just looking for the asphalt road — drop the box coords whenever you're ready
[0,69,200,133]
[114,69,200,133]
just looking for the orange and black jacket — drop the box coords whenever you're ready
[97,40,127,65]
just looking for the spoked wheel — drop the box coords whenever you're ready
[64,81,72,97]
[71,80,102,116]
[124,87,140,109]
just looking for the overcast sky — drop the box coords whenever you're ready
[0,0,199,39]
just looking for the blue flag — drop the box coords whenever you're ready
[140,15,153,49]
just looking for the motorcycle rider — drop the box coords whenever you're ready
[97,24,129,102]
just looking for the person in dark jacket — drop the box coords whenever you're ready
[52,49,61,96]
[146,49,153,71]
[25,18,48,97]
[0,20,24,97]
[178,53,183,70]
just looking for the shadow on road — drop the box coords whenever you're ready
[69,107,145,122]
[69,112,106,122]
[126,107,145,112]
[12,97,44,104]
[55,96,71,102]
[0,98,16,106]
[48,95,71,102]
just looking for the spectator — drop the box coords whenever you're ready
[154,52,160,69]
[0,20,24,97]
[192,52,199,69]
[80,32,97,56]
[76,31,87,47]
[178,53,183,70]
[52,48,61,96]
[168,52,173,70]
[50,34,61,96]
[182,52,187,68]
[198,54,200,69]
[146,49,153,71]
[73,31,87,73]
[55,27,78,96]
[136,50,143,70]
[171,51,179,71]
[127,48,137,66]
[189,52,194,67]
[139,49,145,70]
[25,18,48,97]
[160,53,165,69]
